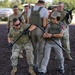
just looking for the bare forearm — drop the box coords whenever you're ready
[29,25,36,31]
[53,33,63,38]
[43,18,48,28]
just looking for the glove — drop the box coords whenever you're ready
[23,29,30,35]
[7,43,13,49]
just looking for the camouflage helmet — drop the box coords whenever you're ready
[51,11,61,18]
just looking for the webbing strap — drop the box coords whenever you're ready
[31,6,43,12]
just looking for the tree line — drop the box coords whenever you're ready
[0,0,75,12]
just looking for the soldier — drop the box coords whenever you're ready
[57,2,73,60]
[8,18,36,75]
[48,5,58,22]
[7,6,25,58]
[23,5,30,23]
[7,6,25,33]
[28,0,48,69]
[38,12,64,75]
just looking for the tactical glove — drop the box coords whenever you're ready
[7,43,13,49]
[23,29,30,35]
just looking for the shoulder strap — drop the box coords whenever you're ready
[38,7,43,12]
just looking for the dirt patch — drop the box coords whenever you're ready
[0,24,75,75]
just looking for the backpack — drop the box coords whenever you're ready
[29,7,43,26]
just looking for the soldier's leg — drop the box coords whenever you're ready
[24,41,36,75]
[10,44,20,75]
[62,26,72,60]
[53,40,64,73]
[18,49,23,58]
[38,42,52,73]
[37,40,46,66]
[30,30,37,66]
[35,28,44,67]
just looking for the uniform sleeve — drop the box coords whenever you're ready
[23,23,31,30]
[7,16,11,29]
[8,28,13,38]
[42,8,48,18]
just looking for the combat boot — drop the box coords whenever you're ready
[65,53,73,61]
[18,54,23,58]
[57,68,65,74]
[11,66,17,75]
[29,66,36,75]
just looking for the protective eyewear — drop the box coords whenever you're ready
[14,23,20,26]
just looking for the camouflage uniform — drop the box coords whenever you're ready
[7,13,25,58]
[8,24,36,75]
[51,10,72,60]
[59,10,72,60]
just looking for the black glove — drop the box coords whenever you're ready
[23,29,30,35]
[7,43,13,49]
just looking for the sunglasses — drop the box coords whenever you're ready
[14,23,20,26]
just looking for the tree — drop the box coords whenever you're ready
[10,0,22,8]
[25,0,37,4]
[0,0,11,8]
[52,0,75,10]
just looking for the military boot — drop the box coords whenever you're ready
[11,66,17,75]
[18,54,23,58]
[29,66,36,75]
[65,53,73,61]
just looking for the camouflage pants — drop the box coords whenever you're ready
[10,41,34,67]
[61,26,71,53]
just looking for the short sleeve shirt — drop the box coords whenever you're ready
[28,5,48,18]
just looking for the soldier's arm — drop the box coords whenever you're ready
[8,37,12,43]
[52,32,63,38]
[43,9,48,28]
[28,25,36,31]
[7,28,13,43]
[7,16,11,29]
[52,27,64,38]
[43,18,48,28]
[21,15,25,23]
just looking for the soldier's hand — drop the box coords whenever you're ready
[7,43,13,49]
[47,33,52,38]
[23,29,30,35]
[43,33,52,38]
